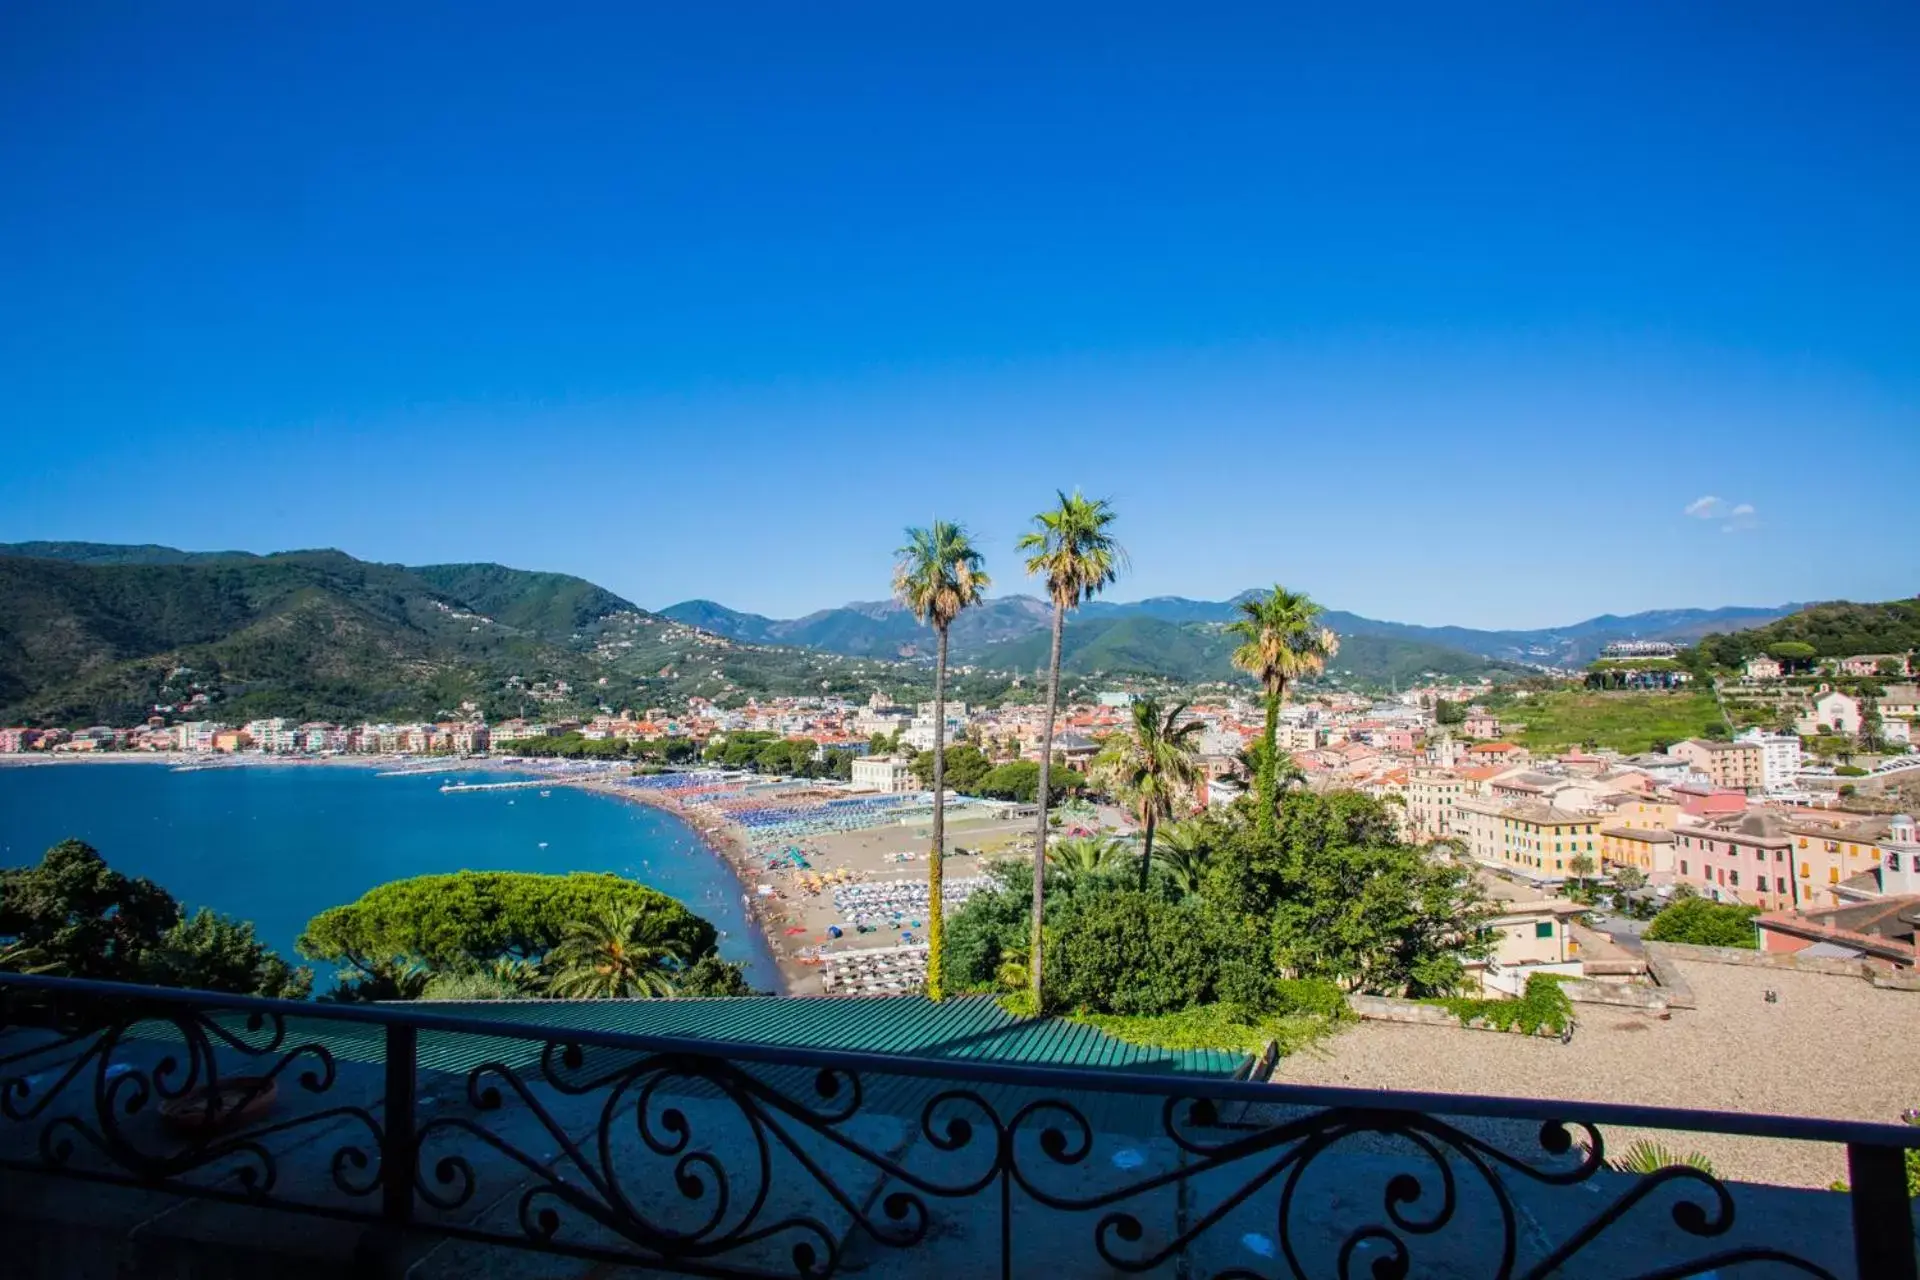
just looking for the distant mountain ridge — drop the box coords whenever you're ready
[0,543,934,726]
[660,593,1799,669]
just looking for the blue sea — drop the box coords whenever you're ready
[0,763,779,991]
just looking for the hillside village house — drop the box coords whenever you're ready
[1462,712,1500,739]
[1838,653,1910,677]
[1783,811,1897,908]
[1798,689,1862,736]
[1466,742,1528,769]
[1743,655,1783,681]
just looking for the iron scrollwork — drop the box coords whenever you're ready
[0,978,1885,1279]
[0,992,384,1208]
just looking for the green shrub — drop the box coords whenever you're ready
[1645,897,1760,948]
[1835,764,1868,777]
[1269,977,1349,1020]
[1432,973,1573,1036]
[1051,891,1215,1016]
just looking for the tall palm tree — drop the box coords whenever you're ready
[1227,586,1339,839]
[1017,490,1123,1008]
[1093,698,1204,891]
[546,905,689,999]
[893,520,991,1001]
[1152,821,1211,898]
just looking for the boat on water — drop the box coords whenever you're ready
[540,789,551,797]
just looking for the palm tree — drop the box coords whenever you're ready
[546,905,689,999]
[1093,697,1204,890]
[1017,491,1124,1008]
[893,520,991,1001]
[1228,586,1339,839]
[1153,821,1212,898]
[1045,835,1132,880]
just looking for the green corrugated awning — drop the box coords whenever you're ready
[388,994,1246,1078]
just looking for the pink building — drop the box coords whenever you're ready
[1672,811,1798,913]
[0,728,29,753]
[1671,784,1748,820]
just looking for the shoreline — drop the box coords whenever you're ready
[2,752,798,995]
[558,774,805,996]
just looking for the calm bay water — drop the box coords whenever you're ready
[0,763,778,990]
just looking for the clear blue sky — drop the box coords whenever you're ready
[2,3,1915,629]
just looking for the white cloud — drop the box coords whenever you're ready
[1685,495,1759,532]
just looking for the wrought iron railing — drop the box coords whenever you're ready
[1,971,1915,1279]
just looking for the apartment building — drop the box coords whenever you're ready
[1407,766,1466,841]
[1734,728,1802,790]
[1598,826,1677,880]
[1672,811,1797,911]
[1666,739,1764,793]
[1454,798,1598,880]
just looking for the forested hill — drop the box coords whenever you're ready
[0,547,932,727]
[966,615,1528,688]
[1691,598,1920,667]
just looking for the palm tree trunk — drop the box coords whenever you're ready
[1259,680,1280,839]
[1029,601,1065,1011]
[1138,808,1156,892]
[927,624,949,1001]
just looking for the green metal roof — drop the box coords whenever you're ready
[392,994,1247,1078]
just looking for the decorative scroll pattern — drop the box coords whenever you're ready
[0,989,384,1209]
[412,1043,1847,1280]
[0,985,1866,1279]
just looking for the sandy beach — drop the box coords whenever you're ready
[571,773,1038,995]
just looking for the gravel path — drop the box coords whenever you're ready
[1272,958,1919,1187]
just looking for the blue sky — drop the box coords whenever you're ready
[2,3,1915,630]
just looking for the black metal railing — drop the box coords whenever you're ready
[1,971,1915,1279]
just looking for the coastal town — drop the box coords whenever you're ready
[9,639,1918,985]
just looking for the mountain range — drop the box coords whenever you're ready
[0,540,1806,726]
[660,594,1799,675]
[0,543,935,727]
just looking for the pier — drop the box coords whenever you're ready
[438,779,552,793]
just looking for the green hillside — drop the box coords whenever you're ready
[972,616,1519,688]
[0,550,946,727]
[1691,599,1920,668]
[409,563,637,634]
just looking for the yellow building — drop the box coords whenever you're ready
[1497,805,1599,878]
[1598,826,1677,878]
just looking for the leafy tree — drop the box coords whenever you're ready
[677,955,759,997]
[1228,586,1339,840]
[151,908,314,999]
[1645,897,1760,948]
[0,839,180,981]
[1093,697,1204,890]
[1016,490,1123,1007]
[1767,641,1817,672]
[1566,853,1596,888]
[546,904,692,998]
[298,871,717,979]
[1199,792,1489,996]
[909,744,992,791]
[1433,698,1466,726]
